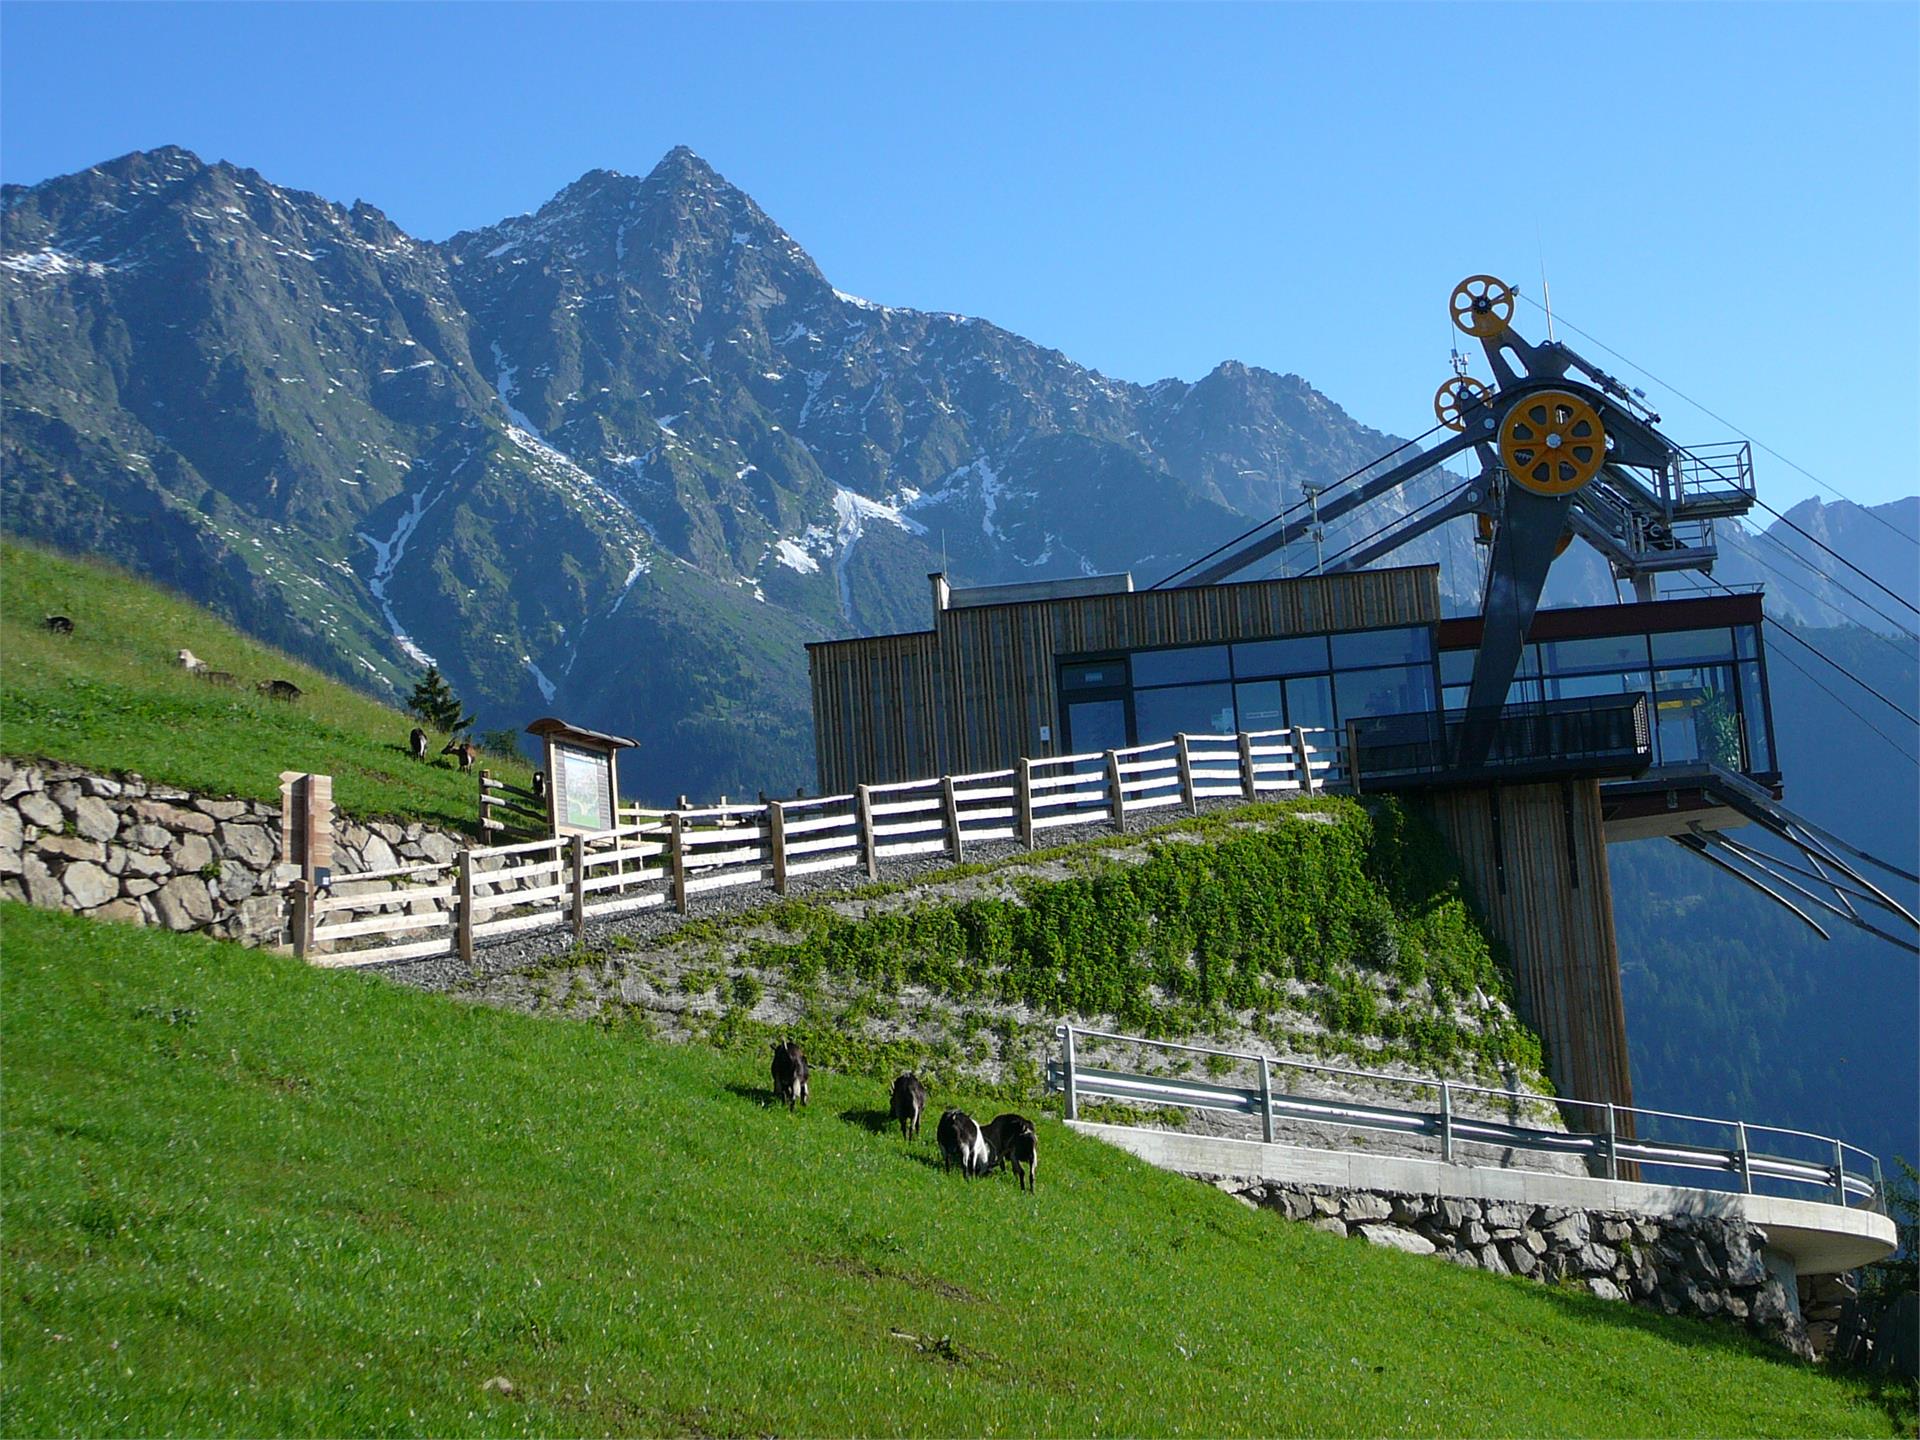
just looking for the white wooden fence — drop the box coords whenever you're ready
[290,724,1344,969]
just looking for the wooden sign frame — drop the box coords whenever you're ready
[524,718,638,836]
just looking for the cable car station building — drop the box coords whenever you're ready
[805,277,1917,1126]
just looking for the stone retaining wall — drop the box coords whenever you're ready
[0,758,465,946]
[1229,1178,1811,1357]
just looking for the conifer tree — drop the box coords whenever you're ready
[406,665,472,734]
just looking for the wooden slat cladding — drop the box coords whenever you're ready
[1422,779,1636,1131]
[810,566,1441,791]
[809,630,941,794]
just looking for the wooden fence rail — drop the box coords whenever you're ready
[295,725,1345,968]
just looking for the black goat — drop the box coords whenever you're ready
[771,1040,809,1111]
[936,1109,990,1179]
[890,1073,928,1140]
[42,615,73,634]
[983,1113,1038,1193]
[409,727,428,761]
[258,679,303,702]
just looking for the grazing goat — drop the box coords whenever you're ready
[983,1113,1039,1193]
[409,727,428,761]
[258,679,302,702]
[176,648,206,671]
[200,670,237,687]
[890,1073,928,1141]
[42,615,73,634]
[770,1040,809,1111]
[936,1109,991,1179]
[532,770,548,802]
[442,739,477,772]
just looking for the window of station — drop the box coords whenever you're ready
[1058,625,1438,751]
[1437,623,1773,774]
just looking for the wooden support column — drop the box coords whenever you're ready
[940,776,964,861]
[1016,759,1035,848]
[456,850,475,963]
[1420,778,1636,1148]
[1175,734,1197,814]
[768,801,789,895]
[856,784,880,880]
[1290,726,1316,794]
[1104,749,1126,833]
[669,813,688,914]
[569,834,586,939]
[1237,732,1258,802]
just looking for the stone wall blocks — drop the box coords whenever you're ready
[49,780,82,811]
[217,824,277,869]
[1309,1217,1347,1239]
[417,831,460,865]
[1503,1239,1539,1276]
[133,800,214,835]
[169,833,214,874]
[17,792,64,829]
[72,796,119,841]
[194,798,250,821]
[217,861,260,902]
[1358,1224,1435,1255]
[22,855,64,909]
[1309,1193,1341,1218]
[2,768,41,802]
[88,897,145,924]
[82,776,125,798]
[1599,1218,1634,1244]
[152,875,216,930]
[123,878,161,897]
[1338,1193,1392,1224]
[1588,1278,1625,1302]
[37,834,106,863]
[62,861,118,910]
[124,823,174,852]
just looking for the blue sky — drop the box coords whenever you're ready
[3,2,1915,514]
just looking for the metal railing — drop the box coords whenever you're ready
[1050,1023,1886,1213]
[1348,695,1652,790]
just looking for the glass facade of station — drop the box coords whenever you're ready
[1057,624,1438,753]
[1437,621,1773,775]
[1058,613,1776,781]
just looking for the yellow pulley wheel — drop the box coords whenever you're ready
[1499,390,1606,496]
[1434,375,1492,431]
[1450,275,1514,338]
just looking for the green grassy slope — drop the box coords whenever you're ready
[2,903,1899,1438]
[0,538,530,829]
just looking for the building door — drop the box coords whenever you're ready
[1064,698,1129,755]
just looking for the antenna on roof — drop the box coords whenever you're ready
[1539,252,1556,343]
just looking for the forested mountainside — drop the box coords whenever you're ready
[3,144,1487,800]
[1615,618,1919,1171]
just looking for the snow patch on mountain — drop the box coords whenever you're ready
[523,656,557,702]
[356,481,448,668]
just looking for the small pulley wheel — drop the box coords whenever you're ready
[1434,375,1492,431]
[1450,275,1514,338]
[1499,390,1606,496]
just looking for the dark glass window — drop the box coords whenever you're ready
[1061,660,1128,693]
[1134,683,1236,741]
[1439,648,1477,686]
[1335,664,1435,722]
[1736,625,1759,660]
[1131,645,1230,689]
[1739,660,1773,771]
[1651,628,1736,666]
[1234,680,1285,731]
[1287,676,1335,732]
[1653,664,1740,768]
[1330,626,1430,669]
[1065,698,1129,754]
[1231,635,1330,678]
[1542,634,1650,673]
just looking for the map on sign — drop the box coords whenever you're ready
[553,743,614,833]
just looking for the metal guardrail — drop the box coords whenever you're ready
[1348,695,1652,790]
[1049,1023,1886,1213]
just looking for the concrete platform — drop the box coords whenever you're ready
[1071,1121,1897,1274]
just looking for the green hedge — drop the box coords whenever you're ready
[698,797,1543,1081]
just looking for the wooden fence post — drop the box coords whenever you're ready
[290,877,313,959]
[456,850,475,963]
[856,785,880,881]
[477,768,490,835]
[1104,749,1125,834]
[669,812,688,914]
[941,775,964,862]
[1345,719,1364,795]
[768,801,789,895]
[1290,726,1317,795]
[1260,1054,1275,1144]
[1016,758,1035,848]
[1175,733,1197,814]
[1238,731,1258,802]
[569,833,586,939]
